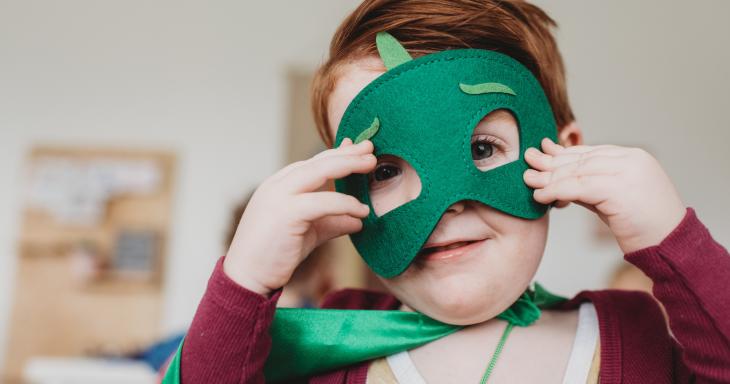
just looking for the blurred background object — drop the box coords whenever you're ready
[0,1,728,382]
[5,147,174,383]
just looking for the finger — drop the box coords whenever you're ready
[272,139,373,183]
[311,138,373,161]
[286,153,377,193]
[313,178,335,193]
[539,137,565,156]
[525,145,623,171]
[311,214,365,243]
[294,191,370,222]
[539,137,626,157]
[523,155,621,188]
[573,200,601,215]
[532,174,613,207]
[552,199,600,215]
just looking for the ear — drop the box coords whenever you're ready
[557,120,583,147]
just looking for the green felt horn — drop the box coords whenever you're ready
[376,31,413,70]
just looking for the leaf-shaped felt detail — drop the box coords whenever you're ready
[354,117,380,144]
[459,82,516,96]
[376,32,413,71]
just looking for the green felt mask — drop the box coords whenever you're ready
[334,32,558,278]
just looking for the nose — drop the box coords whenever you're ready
[445,200,467,215]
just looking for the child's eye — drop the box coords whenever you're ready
[368,162,401,187]
[372,163,401,181]
[471,135,504,162]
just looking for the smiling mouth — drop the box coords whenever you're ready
[417,239,488,261]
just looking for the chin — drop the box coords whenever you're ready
[381,237,545,325]
[395,273,510,326]
[429,304,498,326]
[386,262,538,325]
[429,289,506,325]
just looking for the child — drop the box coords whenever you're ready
[165,1,730,382]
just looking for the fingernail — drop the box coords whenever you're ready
[524,169,541,181]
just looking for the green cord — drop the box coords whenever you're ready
[479,321,515,384]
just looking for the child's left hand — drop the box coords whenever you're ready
[523,137,687,254]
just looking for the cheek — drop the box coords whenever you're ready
[502,224,548,274]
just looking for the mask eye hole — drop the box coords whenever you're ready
[367,154,422,217]
[470,109,520,172]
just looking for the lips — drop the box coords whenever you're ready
[417,238,488,261]
[419,240,479,255]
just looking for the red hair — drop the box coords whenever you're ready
[311,0,574,148]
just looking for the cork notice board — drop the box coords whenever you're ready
[3,146,175,382]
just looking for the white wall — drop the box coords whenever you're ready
[1,0,728,368]
[531,0,730,294]
[0,0,364,368]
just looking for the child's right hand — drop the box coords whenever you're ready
[223,138,376,296]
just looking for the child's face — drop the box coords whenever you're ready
[327,56,550,326]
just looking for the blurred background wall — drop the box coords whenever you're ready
[0,0,728,381]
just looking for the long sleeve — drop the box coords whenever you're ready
[624,207,730,382]
[180,256,283,384]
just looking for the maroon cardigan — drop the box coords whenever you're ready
[174,207,730,383]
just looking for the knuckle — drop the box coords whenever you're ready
[577,152,589,168]
[573,153,589,175]
[548,169,558,184]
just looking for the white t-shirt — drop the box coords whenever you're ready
[383,302,599,384]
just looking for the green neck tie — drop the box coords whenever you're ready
[162,282,566,384]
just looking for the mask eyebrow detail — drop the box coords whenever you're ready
[376,32,413,70]
[459,82,516,96]
[354,117,380,144]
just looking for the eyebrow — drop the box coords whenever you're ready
[459,82,516,96]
